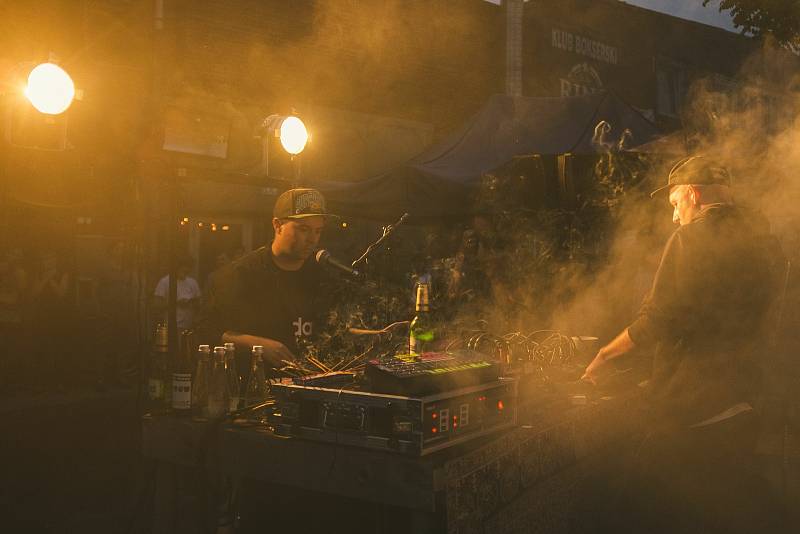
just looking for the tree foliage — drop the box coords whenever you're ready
[704,0,800,47]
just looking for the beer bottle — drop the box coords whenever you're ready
[191,344,211,419]
[171,330,193,415]
[147,324,169,412]
[409,282,435,355]
[208,346,230,418]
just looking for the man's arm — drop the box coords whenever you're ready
[582,231,687,383]
[221,331,296,369]
[581,328,635,383]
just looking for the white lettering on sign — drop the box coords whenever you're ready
[560,63,604,97]
[293,317,313,337]
[551,29,618,65]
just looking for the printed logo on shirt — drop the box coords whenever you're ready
[293,317,313,337]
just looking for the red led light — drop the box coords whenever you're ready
[432,427,437,433]
[453,422,458,428]
[497,400,504,410]
[432,412,438,419]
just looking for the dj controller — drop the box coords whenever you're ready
[269,351,517,456]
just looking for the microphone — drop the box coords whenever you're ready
[315,249,361,277]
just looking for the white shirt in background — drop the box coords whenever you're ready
[154,275,201,329]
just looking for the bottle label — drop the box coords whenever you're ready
[171,373,192,410]
[148,378,164,400]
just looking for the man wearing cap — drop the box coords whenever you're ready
[583,156,783,531]
[201,188,334,370]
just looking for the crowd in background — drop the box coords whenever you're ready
[0,241,251,397]
[0,243,139,394]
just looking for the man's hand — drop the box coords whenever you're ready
[580,328,635,385]
[258,338,296,368]
[221,332,296,369]
[581,350,609,385]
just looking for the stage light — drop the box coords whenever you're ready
[23,63,75,115]
[278,116,308,155]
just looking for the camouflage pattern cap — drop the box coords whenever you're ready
[273,188,336,219]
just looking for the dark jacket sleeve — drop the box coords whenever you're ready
[628,230,693,347]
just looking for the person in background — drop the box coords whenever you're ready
[96,241,140,386]
[152,255,201,330]
[29,250,74,389]
[230,246,245,262]
[204,250,230,293]
[0,248,28,388]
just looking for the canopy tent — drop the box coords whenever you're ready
[321,92,661,220]
[627,129,691,156]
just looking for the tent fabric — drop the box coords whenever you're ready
[321,92,661,219]
[627,129,690,155]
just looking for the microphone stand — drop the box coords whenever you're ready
[350,213,409,332]
[351,213,409,270]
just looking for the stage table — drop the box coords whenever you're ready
[142,382,643,534]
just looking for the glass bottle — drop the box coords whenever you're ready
[409,282,435,355]
[223,342,241,411]
[191,344,211,419]
[207,346,230,419]
[171,330,194,416]
[147,323,170,412]
[244,345,268,409]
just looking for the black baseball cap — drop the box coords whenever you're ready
[273,188,336,219]
[650,155,732,198]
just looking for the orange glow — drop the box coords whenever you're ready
[497,400,504,410]
[432,427,437,433]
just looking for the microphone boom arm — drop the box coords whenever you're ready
[351,213,409,268]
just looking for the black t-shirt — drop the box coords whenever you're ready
[199,246,328,356]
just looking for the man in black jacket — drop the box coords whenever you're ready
[583,156,783,532]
